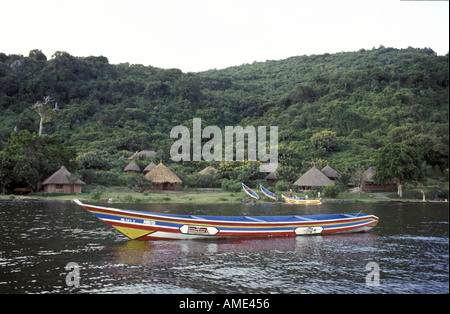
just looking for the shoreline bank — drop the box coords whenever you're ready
[1,187,448,205]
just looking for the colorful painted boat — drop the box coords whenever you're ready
[242,183,259,200]
[282,194,322,205]
[260,184,278,201]
[73,199,378,240]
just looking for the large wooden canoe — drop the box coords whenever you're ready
[73,199,378,240]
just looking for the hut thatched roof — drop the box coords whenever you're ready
[144,162,157,173]
[124,161,141,172]
[364,167,376,183]
[198,166,218,175]
[145,163,183,184]
[265,171,277,180]
[42,166,86,186]
[293,166,333,187]
[322,164,338,178]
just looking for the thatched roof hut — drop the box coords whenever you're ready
[363,167,376,184]
[198,166,218,175]
[143,162,157,174]
[361,166,395,190]
[42,166,85,194]
[145,162,182,190]
[265,171,278,186]
[124,161,141,174]
[322,164,339,180]
[293,166,333,190]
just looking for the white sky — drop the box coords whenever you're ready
[1,0,449,72]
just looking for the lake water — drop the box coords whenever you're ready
[0,200,448,294]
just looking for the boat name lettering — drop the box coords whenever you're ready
[143,220,156,225]
[188,226,210,235]
[120,218,135,223]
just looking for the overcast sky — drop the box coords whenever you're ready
[1,0,449,72]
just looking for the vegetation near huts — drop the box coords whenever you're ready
[0,46,448,200]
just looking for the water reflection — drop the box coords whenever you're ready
[0,200,448,294]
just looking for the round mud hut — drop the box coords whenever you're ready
[124,161,141,174]
[42,166,86,194]
[293,166,333,190]
[145,162,183,190]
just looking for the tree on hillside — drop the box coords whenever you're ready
[2,130,76,191]
[31,95,58,136]
[351,165,366,196]
[374,143,424,197]
[311,130,339,154]
[387,122,449,171]
[0,152,39,193]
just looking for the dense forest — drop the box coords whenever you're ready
[0,46,448,194]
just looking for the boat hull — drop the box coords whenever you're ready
[242,183,260,200]
[73,199,378,240]
[282,194,322,204]
[260,184,278,201]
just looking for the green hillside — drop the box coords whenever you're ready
[0,46,448,194]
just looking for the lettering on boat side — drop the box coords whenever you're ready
[120,218,155,225]
[188,226,209,234]
[179,225,219,236]
[120,218,135,223]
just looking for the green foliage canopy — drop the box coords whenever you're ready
[0,130,76,191]
[0,46,448,191]
[374,143,424,197]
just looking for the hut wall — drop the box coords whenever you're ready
[43,184,83,194]
[362,184,395,190]
[125,170,140,175]
[266,179,278,186]
[151,183,178,190]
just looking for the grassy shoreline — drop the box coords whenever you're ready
[1,186,448,204]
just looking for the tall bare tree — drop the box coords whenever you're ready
[31,96,58,136]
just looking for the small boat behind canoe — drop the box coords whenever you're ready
[282,194,322,205]
[242,183,260,200]
[260,184,278,201]
[73,199,378,240]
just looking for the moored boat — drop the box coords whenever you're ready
[73,199,378,240]
[242,183,260,200]
[282,194,322,205]
[260,184,278,201]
